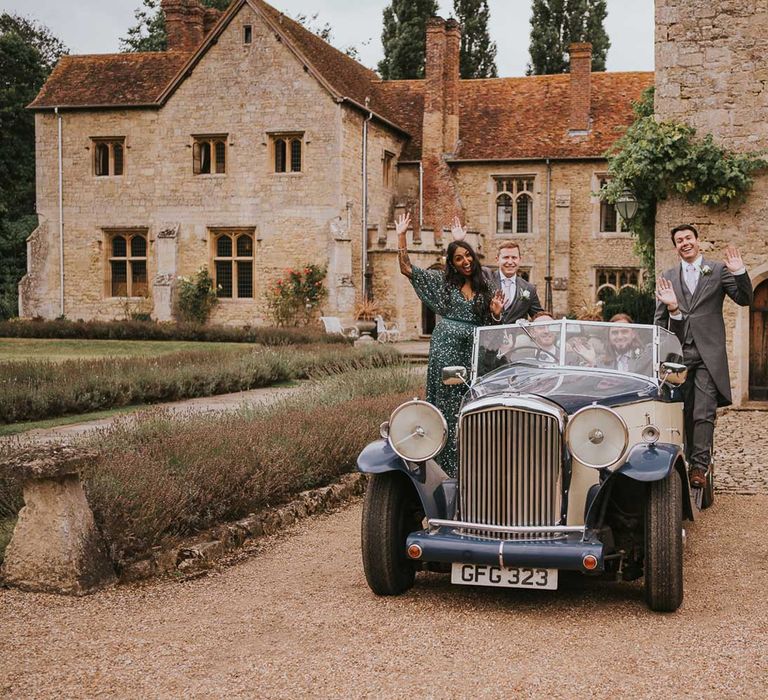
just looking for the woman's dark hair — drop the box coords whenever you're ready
[444,240,492,317]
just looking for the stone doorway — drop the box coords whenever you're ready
[749,278,768,400]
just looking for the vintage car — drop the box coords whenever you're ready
[358,319,710,612]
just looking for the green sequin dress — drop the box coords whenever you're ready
[410,265,490,477]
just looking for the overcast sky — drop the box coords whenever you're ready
[0,0,654,76]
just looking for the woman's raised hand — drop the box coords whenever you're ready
[450,216,467,241]
[490,290,505,319]
[395,211,411,237]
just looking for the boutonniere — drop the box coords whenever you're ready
[520,289,531,300]
[631,347,642,360]
[701,265,712,276]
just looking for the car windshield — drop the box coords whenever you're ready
[472,319,682,381]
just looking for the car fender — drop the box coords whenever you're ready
[356,439,454,519]
[586,443,693,524]
[616,443,685,483]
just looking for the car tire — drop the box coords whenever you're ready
[644,468,684,612]
[701,461,715,510]
[361,471,423,596]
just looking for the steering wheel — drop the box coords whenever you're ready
[498,345,558,364]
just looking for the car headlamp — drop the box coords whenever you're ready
[565,406,628,469]
[387,400,447,462]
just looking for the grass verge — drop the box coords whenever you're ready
[0,344,401,424]
[0,366,423,566]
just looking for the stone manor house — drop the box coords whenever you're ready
[22,0,652,336]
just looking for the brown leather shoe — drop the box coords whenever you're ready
[689,467,707,489]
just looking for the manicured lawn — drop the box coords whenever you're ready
[0,338,250,362]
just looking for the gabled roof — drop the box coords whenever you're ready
[27,51,192,109]
[376,72,654,162]
[28,0,652,161]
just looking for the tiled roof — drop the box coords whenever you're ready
[28,52,191,109]
[376,72,654,161]
[29,0,652,162]
[253,1,402,129]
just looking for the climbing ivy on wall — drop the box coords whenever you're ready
[602,86,767,281]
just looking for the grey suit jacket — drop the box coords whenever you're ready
[654,259,752,405]
[482,268,544,324]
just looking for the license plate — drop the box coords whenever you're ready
[451,563,558,590]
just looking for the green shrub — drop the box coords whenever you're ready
[0,318,349,345]
[265,264,328,326]
[32,367,421,565]
[601,286,657,325]
[0,344,403,423]
[174,268,218,324]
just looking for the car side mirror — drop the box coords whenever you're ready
[659,361,688,387]
[442,366,468,386]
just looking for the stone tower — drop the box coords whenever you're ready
[655,0,768,405]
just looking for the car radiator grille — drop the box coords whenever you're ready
[459,407,562,538]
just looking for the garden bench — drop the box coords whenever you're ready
[0,445,115,595]
[375,315,401,343]
[320,316,359,339]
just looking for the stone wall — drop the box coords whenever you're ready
[21,3,384,326]
[655,0,768,405]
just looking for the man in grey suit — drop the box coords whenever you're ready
[485,242,544,324]
[654,224,753,488]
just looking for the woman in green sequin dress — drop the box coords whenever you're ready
[396,213,503,477]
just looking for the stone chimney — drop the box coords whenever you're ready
[568,42,592,132]
[162,0,205,52]
[203,7,222,36]
[421,17,463,237]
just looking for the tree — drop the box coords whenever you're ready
[378,0,439,80]
[0,15,67,319]
[120,0,232,53]
[0,13,67,70]
[452,0,497,78]
[527,0,610,75]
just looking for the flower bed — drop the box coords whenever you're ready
[0,344,402,423]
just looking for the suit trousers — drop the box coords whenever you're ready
[681,343,718,471]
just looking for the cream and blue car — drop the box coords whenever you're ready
[358,319,707,612]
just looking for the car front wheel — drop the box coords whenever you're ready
[361,471,424,596]
[644,468,684,612]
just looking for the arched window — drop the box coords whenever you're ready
[496,193,513,233]
[212,230,255,299]
[595,267,642,302]
[107,231,148,297]
[274,138,287,172]
[516,193,532,233]
[272,133,304,173]
[193,135,227,174]
[495,177,534,234]
[93,138,125,176]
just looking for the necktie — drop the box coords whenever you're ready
[617,353,629,373]
[502,277,515,308]
[685,264,698,295]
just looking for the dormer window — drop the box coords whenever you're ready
[92,138,125,176]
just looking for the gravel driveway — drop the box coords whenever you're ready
[2,491,767,699]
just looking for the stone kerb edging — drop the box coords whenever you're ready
[119,473,367,582]
[0,445,116,596]
[1,442,367,590]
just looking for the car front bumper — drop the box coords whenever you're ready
[406,525,606,573]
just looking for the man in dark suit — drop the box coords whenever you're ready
[654,224,753,488]
[484,242,544,324]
